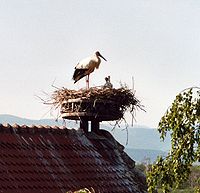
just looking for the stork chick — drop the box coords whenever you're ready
[103,76,113,89]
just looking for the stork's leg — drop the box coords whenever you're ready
[86,75,89,89]
[88,74,90,89]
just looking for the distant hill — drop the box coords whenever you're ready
[0,114,170,162]
[101,123,171,152]
[0,114,78,128]
[125,148,167,163]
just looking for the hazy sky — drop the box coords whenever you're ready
[0,0,199,128]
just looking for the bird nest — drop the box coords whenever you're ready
[49,86,143,122]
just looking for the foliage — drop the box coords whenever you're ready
[147,88,200,193]
[66,187,95,193]
[158,188,197,193]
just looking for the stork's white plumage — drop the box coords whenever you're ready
[73,51,107,89]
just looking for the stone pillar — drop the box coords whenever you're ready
[80,117,88,133]
[91,119,100,132]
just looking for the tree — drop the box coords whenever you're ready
[147,87,200,193]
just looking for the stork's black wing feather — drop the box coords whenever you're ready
[73,68,88,83]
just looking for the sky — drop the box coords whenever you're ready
[0,0,199,128]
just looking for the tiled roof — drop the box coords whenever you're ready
[0,124,147,193]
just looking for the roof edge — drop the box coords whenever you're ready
[0,123,73,135]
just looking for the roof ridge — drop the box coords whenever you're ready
[0,123,74,135]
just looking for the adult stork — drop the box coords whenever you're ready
[72,51,107,89]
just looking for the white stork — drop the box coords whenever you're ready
[72,51,107,89]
